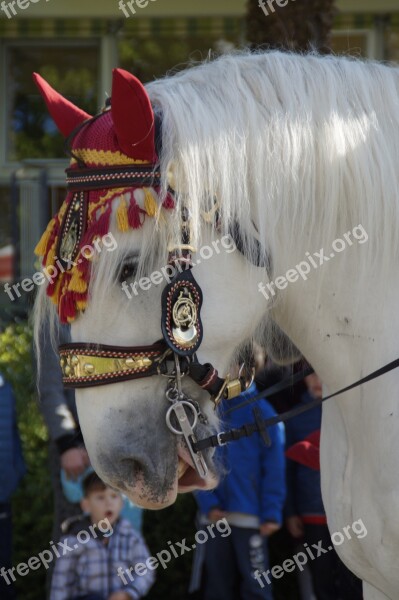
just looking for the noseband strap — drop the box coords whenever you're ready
[59,341,170,388]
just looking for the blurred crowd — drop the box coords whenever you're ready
[0,321,364,600]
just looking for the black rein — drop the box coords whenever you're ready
[193,357,399,452]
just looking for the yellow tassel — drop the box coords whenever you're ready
[76,299,87,311]
[116,195,129,232]
[67,271,88,294]
[45,242,56,270]
[51,275,64,303]
[143,188,157,217]
[34,218,56,256]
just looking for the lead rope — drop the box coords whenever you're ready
[193,356,399,452]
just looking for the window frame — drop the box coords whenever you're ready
[331,28,379,59]
[0,37,102,169]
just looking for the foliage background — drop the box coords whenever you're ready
[0,321,52,600]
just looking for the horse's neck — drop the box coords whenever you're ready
[271,260,399,391]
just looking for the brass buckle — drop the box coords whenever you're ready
[212,365,256,408]
[212,375,230,408]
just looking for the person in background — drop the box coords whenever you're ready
[0,372,26,600]
[37,318,144,597]
[50,471,154,600]
[285,371,363,600]
[36,319,89,544]
[36,318,89,597]
[61,466,144,534]
[193,352,286,600]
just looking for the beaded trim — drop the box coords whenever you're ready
[66,165,161,191]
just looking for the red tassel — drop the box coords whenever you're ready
[79,229,95,252]
[91,204,113,239]
[59,290,77,323]
[77,256,91,279]
[127,199,144,229]
[46,281,57,297]
[162,192,175,209]
[43,215,60,261]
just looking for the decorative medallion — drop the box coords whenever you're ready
[56,191,88,269]
[161,269,203,356]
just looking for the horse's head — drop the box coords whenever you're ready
[33,68,268,508]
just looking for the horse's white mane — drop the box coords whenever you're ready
[148,50,399,276]
[34,50,399,354]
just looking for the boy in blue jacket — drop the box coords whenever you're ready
[194,378,286,600]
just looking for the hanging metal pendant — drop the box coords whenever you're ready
[56,191,88,269]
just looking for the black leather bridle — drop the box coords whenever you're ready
[59,146,253,476]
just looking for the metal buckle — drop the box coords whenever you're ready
[212,376,230,408]
[216,432,227,446]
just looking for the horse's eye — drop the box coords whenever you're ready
[119,258,138,283]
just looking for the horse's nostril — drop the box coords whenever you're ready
[120,457,148,479]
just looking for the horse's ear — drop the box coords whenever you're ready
[111,68,156,162]
[32,73,92,137]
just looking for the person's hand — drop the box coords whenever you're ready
[61,447,90,480]
[286,515,305,539]
[208,508,227,522]
[260,521,281,537]
[108,592,131,600]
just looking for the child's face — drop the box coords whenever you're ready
[81,486,123,526]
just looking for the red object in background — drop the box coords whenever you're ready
[286,429,321,471]
[0,245,14,283]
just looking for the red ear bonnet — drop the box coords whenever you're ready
[111,68,156,162]
[33,69,173,324]
[32,72,91,137]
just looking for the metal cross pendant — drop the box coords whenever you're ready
[165,354,208,478]
[166,398,209,479]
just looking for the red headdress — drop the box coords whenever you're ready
[34,69,173,323]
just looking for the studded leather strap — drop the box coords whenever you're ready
[59,341,170,388]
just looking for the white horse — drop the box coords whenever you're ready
[34,51,399,599]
